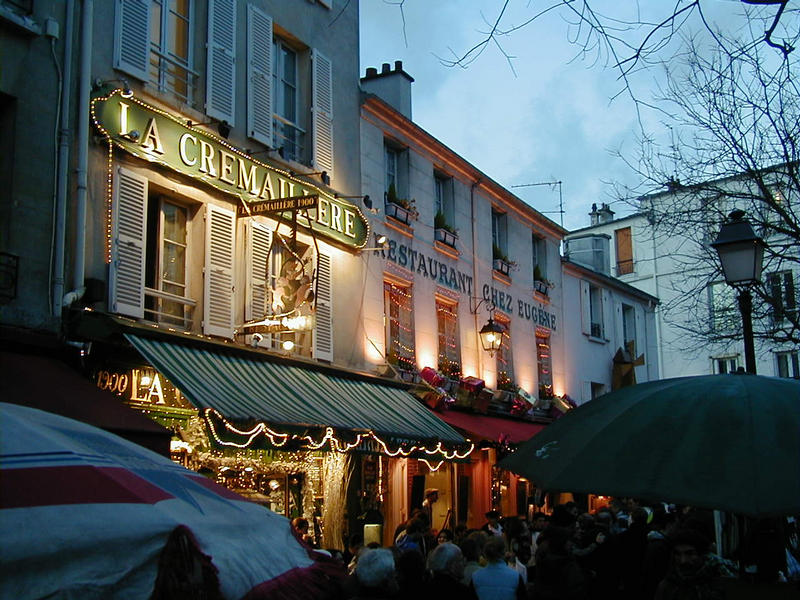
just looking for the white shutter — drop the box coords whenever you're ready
[109,167,147,318]
[246,221,272,321]
[113,0,150,82]
[204,204,236,338]
[206,0,237,124]
[311,49,334,175]
[247,5,273,145]
[313,251,333,361]
[634,305,645,360]
[580,280,590,335]
[614,302,624,349]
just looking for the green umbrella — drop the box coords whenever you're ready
[498,373,800,517]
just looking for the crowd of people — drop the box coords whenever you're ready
[291,497,800,600]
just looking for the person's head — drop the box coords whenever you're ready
[406,517,427,536]
[427,542,465,580]
[531,512,549,532]
[564,501,579,516]
[356,548,397,589]
[550,504,577,528]
[540,525,575,555]
[291,517,309,535]
[459,537,481,563]
[424,488,439,503]
[348,533,364,553]
[483,535,508,564]
[630,507,649,528]
[669,529,710,577]
[485,510,501,526]
[609,498,624,514]
[437,528,453,545]
[466,530,488,554]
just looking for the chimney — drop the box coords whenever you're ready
[589,203,600,226]
[598,203,615,224]
[361,60,415,120]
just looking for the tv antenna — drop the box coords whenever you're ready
[511,180,563,228]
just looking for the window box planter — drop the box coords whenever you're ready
[385,201,413,225]
[534,280,550,296]
[493,258,511,276]
[434,227,458,247]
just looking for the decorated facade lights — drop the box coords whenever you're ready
[203,408,474,460]
[420,459,445,472]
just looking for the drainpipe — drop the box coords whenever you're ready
[66,0,92,306]
[470,179,483,377]
[52,0,76,316]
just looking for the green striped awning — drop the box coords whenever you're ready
[125,335,465,445]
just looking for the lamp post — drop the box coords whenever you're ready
[479,317,505,357]
[710,210,766,374]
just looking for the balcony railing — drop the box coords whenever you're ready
[273,116,306,164]
[144,287,196,330]
[616,259,634,275]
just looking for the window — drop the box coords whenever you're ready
[710,282,737,333]
[615,227,633,275]
[713,356,738,374]
[536,333,553,399]
[150,0,194,102]
[768,271,797,325]
[384,281,415,370]
[591,382,606,400]
[532,234,547,281]
[492,209,508,261]
[273,39,304,162]
[145,197,193,328]
[434,173,454,229]
[622,303,636,354]
[385,146,398,195]
[776,351,799,378]
[590,285,604,338]
[384,143,409,202]
[495,314,514,384]
[436,299,460,377]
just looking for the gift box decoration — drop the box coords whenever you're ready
[420,366,445,388]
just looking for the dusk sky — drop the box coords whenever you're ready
[359,1,770,231]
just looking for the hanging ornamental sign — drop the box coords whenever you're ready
[91,89,369,249]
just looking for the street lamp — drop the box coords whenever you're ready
[711,210,766,373]
[479,318,505,356]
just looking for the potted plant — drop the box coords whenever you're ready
[492,244,511,276]
[533,264,551,296]
[384,183,416,225]
[434,211,458,246]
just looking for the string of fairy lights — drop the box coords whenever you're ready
[203,408,474,460]
[435,301,461,377]
[384,282,416,366]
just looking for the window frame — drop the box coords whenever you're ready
[435,298,461,376]
[589,284,604,339]
[622,303,636,354]
[615,226,633,275]
[272,37,306,162]
[384,280,416,370]
[776,350,799,378]
[149,0,196,103]
[768,270,797,325]
[494,314,514,384]
[491,209,508,258]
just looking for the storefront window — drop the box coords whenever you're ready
[436,299,460,377]
[268,239,315,357]
[495,314,514,384]
[384,281,415,371]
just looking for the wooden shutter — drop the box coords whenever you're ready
[113,0,150,82]
[247,5,273,145]
[206,0,237,124]
[311,49,334,175]
[109,167,147,318]
[580,280,590,335]
[615,227,633,275]
[313,251,333,361]
[204,204,236,338]
[246,221,272,321]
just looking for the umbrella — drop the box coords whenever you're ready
[498,374,800,517]
[0,403,341,599]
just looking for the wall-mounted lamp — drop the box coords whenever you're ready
[93,78,132,97]
[282,339,295,352]
[334,193,373,211]
[293,170,330,186]
[360,235,389,252]
[479,318,505,356]
[187,118,231,139]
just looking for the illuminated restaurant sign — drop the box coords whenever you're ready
[91,89,369,248]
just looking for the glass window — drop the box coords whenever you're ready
[385,145,399,199]
[709,282,737,333]
[714,356,738,374]
[536,333,553,399]
[436,300,460,377]
[268,239,315,358]
[433,173,454,229]
[533,234,547,280]
[622,303,636,353]
[272,39,304,162]
[492,209,508,260]
[145,197,191,328]
[384,281,415,370]
[150,0,193,102]
[776,351,799,378]
[615,227,633,275]
[768,271,797,325]
[589,284,604,338]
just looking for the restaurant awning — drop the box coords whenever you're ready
[1,351,172,456]
[437,409,547,445]
[124,335,467,456]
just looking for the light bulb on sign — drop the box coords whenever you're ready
[282,340,295,351]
